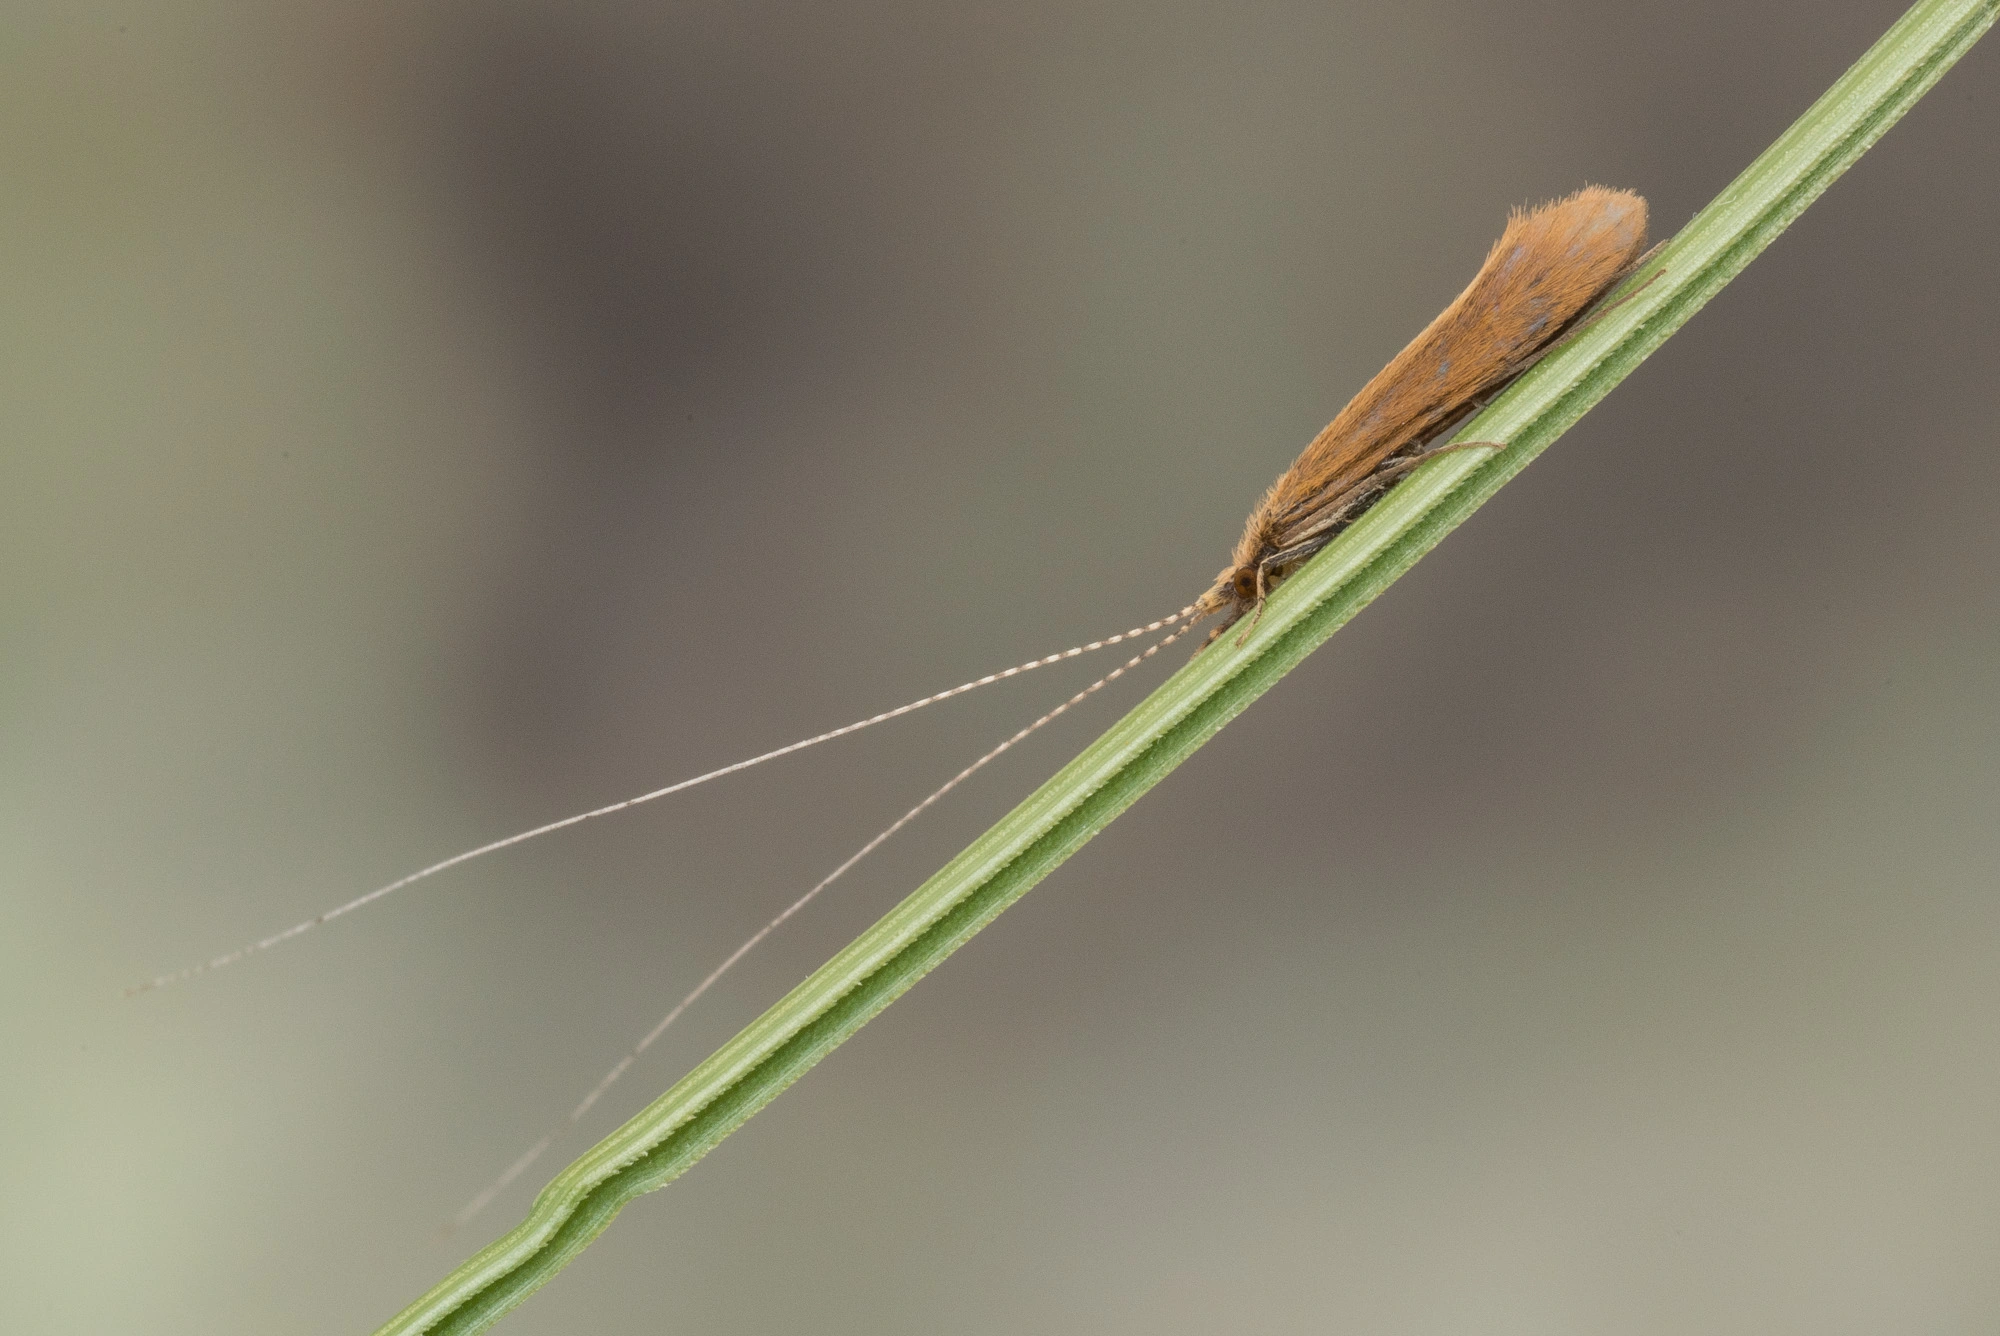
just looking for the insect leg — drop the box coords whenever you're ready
[1376,437,1506,477]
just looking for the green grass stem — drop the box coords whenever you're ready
[377,2,1997,1329]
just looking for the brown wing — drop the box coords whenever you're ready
[1240,187,1648,567]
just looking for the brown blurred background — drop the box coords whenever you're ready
[8,2,1998,1332]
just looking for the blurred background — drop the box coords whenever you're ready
[8,2,1998,1332]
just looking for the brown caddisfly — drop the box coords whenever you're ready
[133,185,1654,1229]
[1195,184,1651,640]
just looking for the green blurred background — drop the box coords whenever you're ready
[8,2,1999,1331]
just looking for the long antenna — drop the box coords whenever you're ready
[128,605,1200,996]
[444,612,1202,1234]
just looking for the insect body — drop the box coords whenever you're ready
[1195,186,1650,637]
